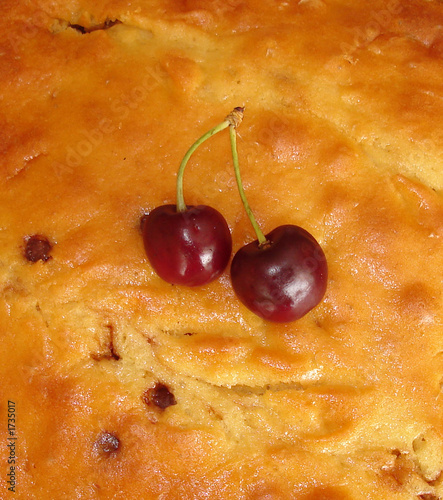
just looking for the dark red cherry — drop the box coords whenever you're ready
[230,225,327,322]
[142,204,232,286]
[141,108,244,286]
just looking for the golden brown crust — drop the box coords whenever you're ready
[1,1,443,498]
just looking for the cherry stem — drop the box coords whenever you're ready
[229,123,268,246]
[176,107,245,213]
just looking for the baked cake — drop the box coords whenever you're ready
[1,0,443,498]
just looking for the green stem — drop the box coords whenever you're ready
[176,119,231,212]
[229,124,267,246]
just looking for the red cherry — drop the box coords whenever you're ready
[230,225,327,322]
[141,108,243,287]
[142,204,232,286]
[227,118,328,322]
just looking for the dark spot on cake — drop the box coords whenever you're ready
[208,406,224,421]
[143,383,177,410]
[418,495,439,500]
[94,432,120,456]
[69,18,121,34]
[91,324,121,361]
[108,340,120,360]
[106,324,121,361]
[24,235,52,262]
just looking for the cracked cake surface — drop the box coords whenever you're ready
[0,0,443,498]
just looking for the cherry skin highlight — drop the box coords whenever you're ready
[230,225,327,322]
[142,204,232,287]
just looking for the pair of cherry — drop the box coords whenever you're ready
[142,108,328,323]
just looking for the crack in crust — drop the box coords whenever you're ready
[67,18,122,34]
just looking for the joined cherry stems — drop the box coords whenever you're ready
[176,106,246,213]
